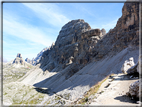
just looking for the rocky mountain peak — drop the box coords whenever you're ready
[55,19,91,48]
[17,53,22,58]
[13,53,24,65]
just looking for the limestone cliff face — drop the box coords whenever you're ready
[91,2,139,59]
[108,2,139,46]
[37,19,106,75]
[37,2,139,75]
[116,2,139,31]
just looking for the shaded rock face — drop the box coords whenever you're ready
[39,19,107,74]
[39,19,94,72]
[85,2,139,62]
[122,55,141,75]
[13,53,24,65]
[116,2,139,31]
[111,2,139,46]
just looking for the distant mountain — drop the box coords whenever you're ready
[32,47,49,65]
[3,53,34,83]
[25,47,49,65]
[3,53,32,69]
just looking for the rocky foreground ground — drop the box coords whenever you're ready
[89,73,139,105]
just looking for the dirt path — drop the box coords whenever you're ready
[90,73,140,106]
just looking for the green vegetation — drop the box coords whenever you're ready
[43,100,50,105]
[62,93,70,100]
[3,65,34,83]
[100,91,104,94]
[55,96,61,101]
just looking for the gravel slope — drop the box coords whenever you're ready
[90,73,140,106]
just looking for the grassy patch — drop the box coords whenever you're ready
[62,93,70,100]
[78,75,109,104]
[100,91,104,94]
[43,100,50,105]
[55,96,61,101]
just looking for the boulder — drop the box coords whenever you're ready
[126,62,138,75]
[127,55,142,75]
[121,57,135,74]
[128,80,141,99]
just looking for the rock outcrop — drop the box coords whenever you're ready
[39,19,93,72]
[101,28,106,36]
[13,53,24,65]
[122,54,141,75]
[11,53,33,68]
[25,58,32,64]
[127,80,141,99]
[115,2,139,31]
[121,57,135,74]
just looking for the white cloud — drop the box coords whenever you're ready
[3,15,54,46]
[101,18,119,32]
[91,18,119,33]
[23,3,70,27]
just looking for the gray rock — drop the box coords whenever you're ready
[25,58,32,64]
[128,80,141,99]
[127,62,138,74]
[121,57,135,74]
[17,53,22,58]
[101,28,106,36]
[127,54,141,75]
[13,53,24,65]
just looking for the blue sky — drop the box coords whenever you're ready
[3,2,124,62]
